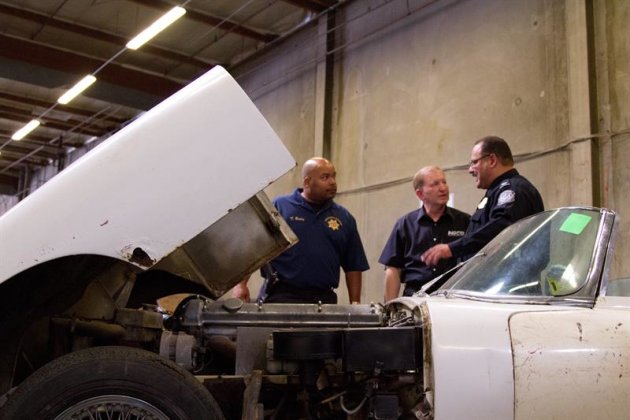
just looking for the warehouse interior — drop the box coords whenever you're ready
[0,0,628,305]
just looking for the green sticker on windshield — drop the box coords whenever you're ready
[559,213,592,235]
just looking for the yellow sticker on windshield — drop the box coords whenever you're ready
[559,213,592,235]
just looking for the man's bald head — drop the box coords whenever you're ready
[301,157,337,204]
[302,157,332,178]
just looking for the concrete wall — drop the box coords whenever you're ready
[233,0,629,302]
[595,1,630,279]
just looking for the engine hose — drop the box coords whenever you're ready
[340,395,367,415]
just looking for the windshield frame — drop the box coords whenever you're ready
[433,207,616,307]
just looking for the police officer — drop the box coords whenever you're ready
[232,157,369,304]
[421,136,544,266]
[380,166,469,301]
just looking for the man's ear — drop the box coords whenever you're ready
[488,153,498,167]
[415,188,424,201]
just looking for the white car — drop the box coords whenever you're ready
[389,206,630,420]
[0,66,628,420]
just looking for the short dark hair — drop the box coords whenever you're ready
[475,136,514,166]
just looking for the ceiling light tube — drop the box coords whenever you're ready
[12,119,41,141]
[126,6,186,50]
[57,75,97,105]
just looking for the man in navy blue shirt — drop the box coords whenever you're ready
[380,166,470,301]
[422,136,544,266]
[232,157,369,304]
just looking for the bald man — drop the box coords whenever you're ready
[232,157,369,304]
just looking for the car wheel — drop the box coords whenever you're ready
[1,346,224,419]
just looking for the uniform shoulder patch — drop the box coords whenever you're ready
[497,190,516,206]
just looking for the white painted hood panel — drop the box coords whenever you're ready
[0,66,295,283]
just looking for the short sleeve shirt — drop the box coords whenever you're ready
[269,188,369,290]
[379,206,470,285]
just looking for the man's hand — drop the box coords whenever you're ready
[232,280,251,302]
[421,244,452,266]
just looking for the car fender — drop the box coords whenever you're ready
[424,298,568,420]
[510,308,630,420]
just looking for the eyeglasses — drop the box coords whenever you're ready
[469,154,491,166]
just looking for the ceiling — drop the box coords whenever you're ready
[0,0,339,194]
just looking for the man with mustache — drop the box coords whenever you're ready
[233,157,369,304]
[380,166,470,301]
[421,136,544,267]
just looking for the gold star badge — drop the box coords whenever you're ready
[326,217,342,231]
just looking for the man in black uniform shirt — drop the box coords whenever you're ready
[380,166,470,301]
[422,136,544,266]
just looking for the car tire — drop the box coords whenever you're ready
[1,345,224,420]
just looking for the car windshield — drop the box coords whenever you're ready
[439,208,606,299]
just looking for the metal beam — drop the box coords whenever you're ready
[0,128,62,148]
[0,153,47,166]
[0,104,116,133]
[282,0,337,12]
[0,92,129,125]
[0,149,50,166]
[0,33,183,99]
[128,0,277,43]
[0,172,18,194]
[0,111,102,137]
[0,160,22,172]
[1,143,59,160]
[0,3,217,70]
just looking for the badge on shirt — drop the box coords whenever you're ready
[477,197,488,209]
[497,190,516,206]
[325,217,342,231]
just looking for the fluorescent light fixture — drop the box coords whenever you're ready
[58,75,97,105]
[12,119,41,141]
[126,6,186,50]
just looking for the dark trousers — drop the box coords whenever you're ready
[263,282,337,304]
[403,281,425,297]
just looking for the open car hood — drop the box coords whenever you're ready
[0,66,298,298]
